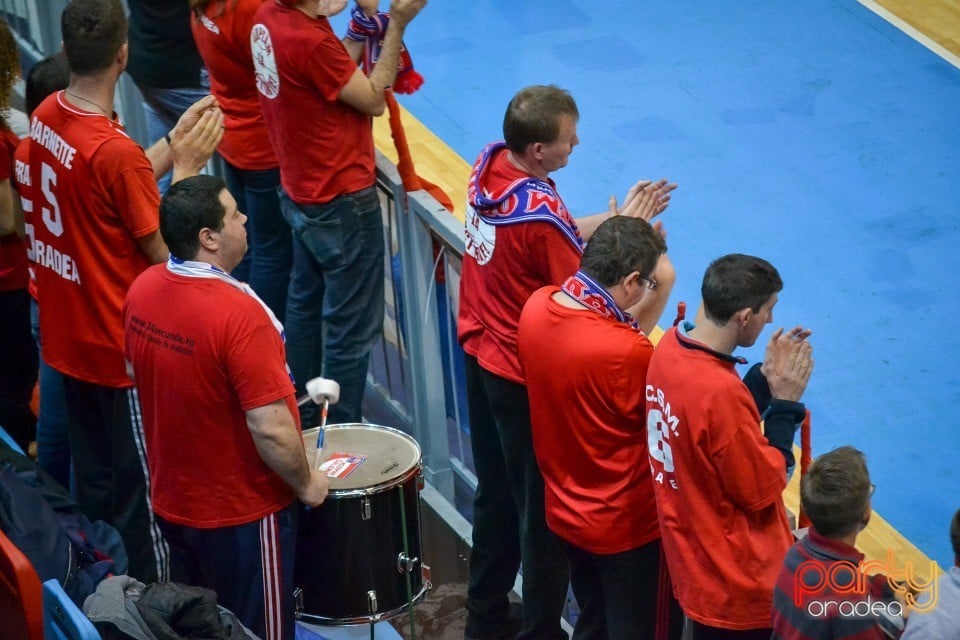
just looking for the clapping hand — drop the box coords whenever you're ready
[762,326,814,402]
[608,178,677,221]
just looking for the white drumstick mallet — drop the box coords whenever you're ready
[305,377,340,470]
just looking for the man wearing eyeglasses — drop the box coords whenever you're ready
[517,216,681,639]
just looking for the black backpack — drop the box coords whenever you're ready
[0,446,126,606]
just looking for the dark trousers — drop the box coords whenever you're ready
[464,355,522,635]
[0,288,38,451]
[480,367,569,640]
[690,622,773,640]
[563,539,683,640]
[63,378,167,583]
[222,161,291,322]
[158,502,298,640]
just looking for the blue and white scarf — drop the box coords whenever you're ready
[166,256,286,342]
[561,269,640,331]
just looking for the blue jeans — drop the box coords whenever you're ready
[279,187,385,426]
[30,299,71,490]
[223,162,291,322]
[136,72,210,194]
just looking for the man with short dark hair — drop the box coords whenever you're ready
[124,175,329,640]
[518,216,682,639]
[28,0,222,582]
[646,254,814,639]
[459,83,676,639]
[771,446,904,639]
[16,52,70,489]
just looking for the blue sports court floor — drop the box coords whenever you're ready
[336,0,960,568]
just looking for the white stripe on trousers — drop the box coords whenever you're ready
[126,387,170,581]
[261,512,283,640]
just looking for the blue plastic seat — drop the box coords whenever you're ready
[0,423,25,455]
[42,579,101,640]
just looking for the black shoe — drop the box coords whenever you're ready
[464,602,524,640]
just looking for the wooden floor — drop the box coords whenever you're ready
[869,0,960,58]
[372,0,959,582]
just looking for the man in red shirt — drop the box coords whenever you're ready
[190,0,291,320]
[518,216,682,639]
[645,254,814,639]
[458,84,675,639]
[253,0,425,426]
[124,175,329,640]
[28,0,222,583]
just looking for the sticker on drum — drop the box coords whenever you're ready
[302,423,421,494]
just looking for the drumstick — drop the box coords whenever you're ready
[315,397,330,470]
[304,377,340,470]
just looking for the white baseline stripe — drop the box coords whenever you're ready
[857,0,960,69]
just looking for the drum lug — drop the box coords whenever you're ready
[417,469,424,491]
[397,552,419,574]
[361,496,371,520]
[367,590,378,615]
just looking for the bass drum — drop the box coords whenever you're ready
[296,423,430,624]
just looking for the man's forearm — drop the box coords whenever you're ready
[367,21,407,93]
[248,402,312,495]
[144,137,173,180]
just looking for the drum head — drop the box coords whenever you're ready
[302,423,421,493]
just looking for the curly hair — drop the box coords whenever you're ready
[0,18,21,129]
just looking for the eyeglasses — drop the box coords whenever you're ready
[870,483,876,497]
[640,275,658,291]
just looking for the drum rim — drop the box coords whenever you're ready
[302,423,423,497]
[296,581,430,625]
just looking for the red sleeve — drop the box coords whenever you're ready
[712,393,789,511]
[0,129,19,180]
[229,0,264,61]
[99,138,160,238]
[227,317,295,411]
[302,25,359,101]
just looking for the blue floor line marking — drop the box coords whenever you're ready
[335,0,960,567]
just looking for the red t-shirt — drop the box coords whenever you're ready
[645,326,792,630]
[0,126,27,292]
[519,287,660,553]
[29,92,160,387]
[252,2,374,204]
[124,265,298,527]
[11,138,37,299]
[457,147,581,383]
[191,0,277,170]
